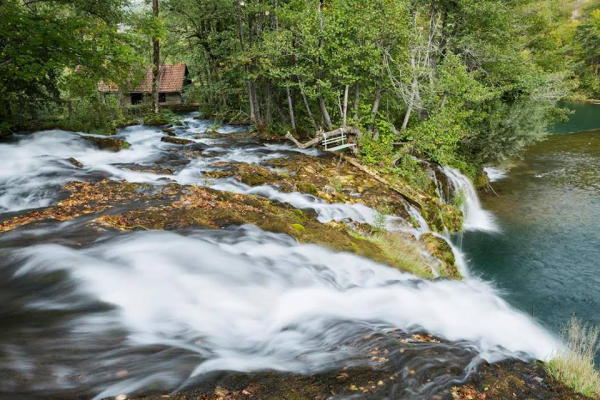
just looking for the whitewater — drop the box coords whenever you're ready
[0,117,558,399]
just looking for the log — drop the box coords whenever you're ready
[338,154,425,208]
[284,127,424,207]
[284,131,324,149]
[284,126,364,149]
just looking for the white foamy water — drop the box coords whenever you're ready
[484,167,507,182]
[210,179,412,228]
[0,128,166,212]
[0,121,563,398]
[10,227,557,399]
[442,167,499,232]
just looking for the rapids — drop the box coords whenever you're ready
[0,116,558,399]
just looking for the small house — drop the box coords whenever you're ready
[98,64,190,107]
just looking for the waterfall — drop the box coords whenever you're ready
[442,167,499,232]
[5,227,557,399]
[0,119,556,399]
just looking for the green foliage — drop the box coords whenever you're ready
[2,0,585,174]
[545,316,600,398]
[142,109,179,126]
[452,189,467,209]
[61,96,126,135]
[575,8,600,97]
[0,0,143,132]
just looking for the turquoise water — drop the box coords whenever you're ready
[461,102,600,344]
[552,101,600,134]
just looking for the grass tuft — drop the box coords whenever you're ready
[366,232,434,279]
[545,316,600,398]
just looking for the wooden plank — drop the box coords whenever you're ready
[323,137,346,145]
[326,143,356,152]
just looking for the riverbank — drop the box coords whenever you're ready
[0,117,591,399]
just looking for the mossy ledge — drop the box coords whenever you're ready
[0,179,459,280]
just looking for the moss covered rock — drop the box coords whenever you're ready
[81,135,131,151]
[161,136,193,145]
[419,233,462,279]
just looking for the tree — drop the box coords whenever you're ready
[152,0,161,114]
[0,0,142,133]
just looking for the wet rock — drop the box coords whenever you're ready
[160,127,177,136]
[419,233,461,279]
[457,360,592,400]
[67,157,84,168]
[81,135,131,152]
[297,182,319,196]
[186,143,207,152]
[474,168,490,189]
[161,136,193,145]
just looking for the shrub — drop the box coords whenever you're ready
[545,316,600,398]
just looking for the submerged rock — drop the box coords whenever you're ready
[161,136,193,145]
[81,135,131,152]
[160,126,177,136]
[66,157,84,168]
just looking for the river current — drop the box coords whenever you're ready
[0,114,575,399]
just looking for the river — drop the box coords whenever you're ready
[0,105,597,399]
[461,101,600,345]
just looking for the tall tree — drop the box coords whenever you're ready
[152,0,161,114]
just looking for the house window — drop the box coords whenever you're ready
[130,93,143,105]
[159,93,166,103]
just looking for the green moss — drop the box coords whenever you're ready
[366,232,435,279]
[420,233,462,279]
[474,168,490,189]
[81,135,131,152]
[297,182,319,196]
[160,136,192,145]
[291,223,305,232]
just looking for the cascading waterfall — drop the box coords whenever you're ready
[2,227,557,399]
[0,118,558,399]
[441,167,499,232]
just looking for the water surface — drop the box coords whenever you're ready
[462,128,600,339]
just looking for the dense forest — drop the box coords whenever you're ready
[1,0,599,173]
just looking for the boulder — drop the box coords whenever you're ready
[161,136,193,145]
[67,157,84,168]
[81,135,131,152]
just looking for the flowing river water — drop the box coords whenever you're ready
[0,109,595,399]
[460,102,600,352]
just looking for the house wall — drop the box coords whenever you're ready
[102,92,182,107]
[162,93,182,105]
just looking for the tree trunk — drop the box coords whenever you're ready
[152,0,160,114]
[284,131,324,149]
[319,97,333,130]
[352,82,360,120]
[401,76,418,131]
[316,0,333,130]
[236,1,258,124]
[285,126,364,149]
[369,88,381,132]
[265,80,272,126]
[342,85,349,126]
[247,13,262,126]
[286,86,296,131]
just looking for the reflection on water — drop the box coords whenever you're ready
[461,130,600,351]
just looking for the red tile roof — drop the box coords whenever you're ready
[98,64,188,93]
